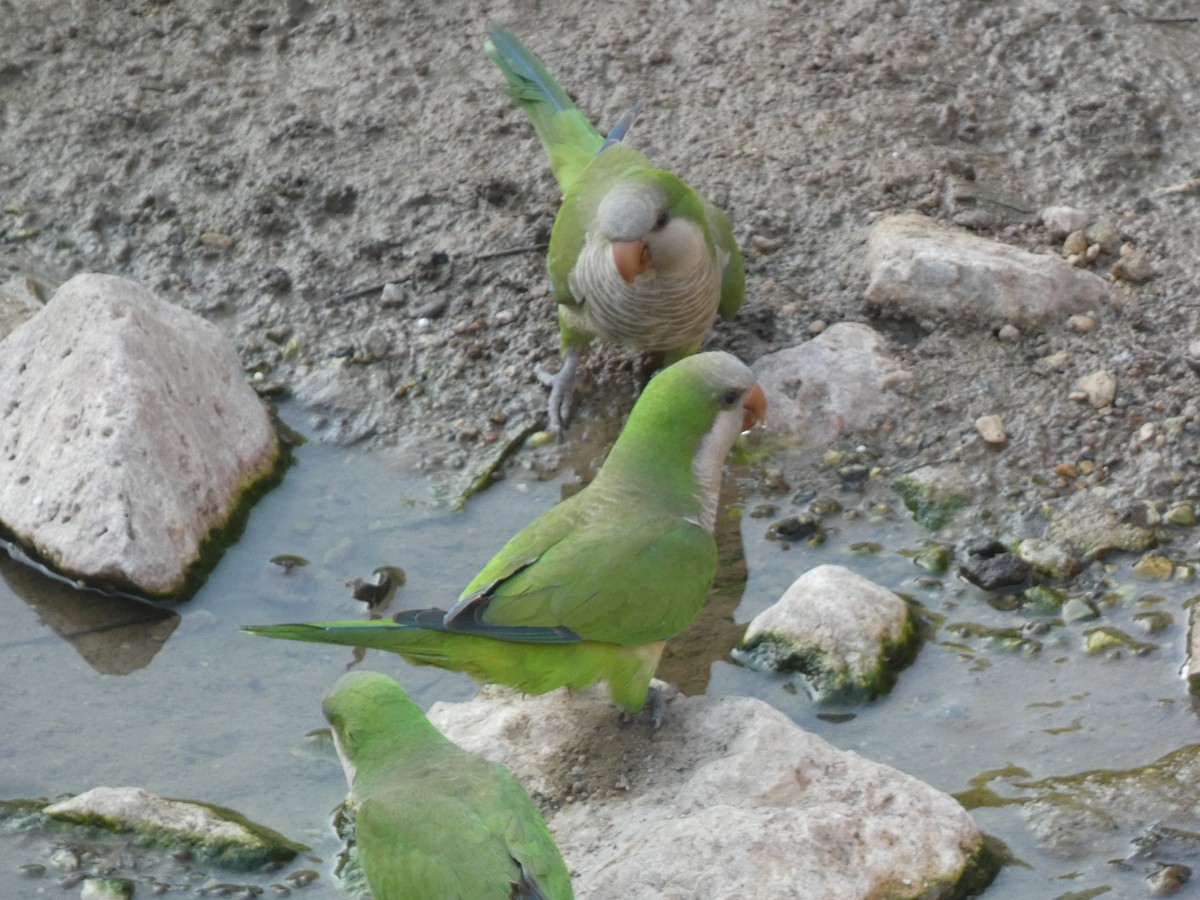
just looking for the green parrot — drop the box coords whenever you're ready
[245,351,766,714]
[485,26,745,433]
[322,671,573,900]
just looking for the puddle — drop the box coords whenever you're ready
[2,413,1199,898]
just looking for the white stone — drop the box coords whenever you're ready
[974,414,1007,444]
[752,322,911,446]
[429,688,985,900]
[45,786,305,867]
[1075,369,1117,408]
[0,274,280,596]
[1042,205,1092,237]
[864,213,1110,329]
[738,564,913,698]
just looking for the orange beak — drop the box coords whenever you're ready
[742,384,767,432]
[611,239,652,284]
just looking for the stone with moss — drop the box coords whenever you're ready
[1015,537,1082,581]
[736,564,920,700]
[44,787,308,870]
[892,464,973,530]
[1046,486,1157,561]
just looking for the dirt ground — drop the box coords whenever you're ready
[3,0,1199,508]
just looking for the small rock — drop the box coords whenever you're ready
[1063,230,1088,256]
[1166,503,1196,526]
[1133,554,1174,580]
[997,323,1021,343]
[199,231,234,251]
[1047,487,1157,560]
[1112,243,1154,284]
[1042,205,1091,237]
[1147,863,1190,896]
[80,878,135,900]
[1075,370,1116,408]
[892,465,973,531]
[1063,597,1099,622]
[738,564,916,700]
[958,539,1032,591]
[1067,314,1095,333]
[1016,537,1082,581]
[974,414,1007,445]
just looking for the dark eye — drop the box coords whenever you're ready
[720,388,740,407]
[653,210,670,230]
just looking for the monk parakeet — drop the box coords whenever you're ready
[245,352,765,713]
[323,671,573,900]
[485,27,745,433]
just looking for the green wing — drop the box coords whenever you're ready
[356,757,573,899]
[455,497,717,646]
[706,200,745,320]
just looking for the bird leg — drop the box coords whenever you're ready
[535,346,582,437]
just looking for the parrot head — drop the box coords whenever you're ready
[322,671,433,787]
[595,172,711,285]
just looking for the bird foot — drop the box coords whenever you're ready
[619,678,679,729]
[536,351,582,437]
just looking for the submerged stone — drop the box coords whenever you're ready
[44,786,308,870]
[893,464,973,531]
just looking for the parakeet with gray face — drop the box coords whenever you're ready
[323,671,572,899]
[485,27,745,433]
[245,352,765,715]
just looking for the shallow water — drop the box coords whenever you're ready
[2,413,1199,899]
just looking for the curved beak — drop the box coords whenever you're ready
[611,239,652,284]
[742,384,767,433]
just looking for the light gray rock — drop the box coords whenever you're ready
[1042,205,1092,237]
[1047,486,1157,560]
[44,786,308,870]
[1188,604,1200,696]
[864,213,1110,330]
[430,688,989,899]
[1015,536,1082,581]
[0,273,280,597]
[737,564,916,700]
[1075,369,1117,408]
[0,274,44,339]
[752,322,911,446]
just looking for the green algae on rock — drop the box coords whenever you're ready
[44,787,308,870]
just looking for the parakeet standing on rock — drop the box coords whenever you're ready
[322,671,573,900]
[245,352,766,716]
[484,26,745,433]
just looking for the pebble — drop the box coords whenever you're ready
[1075,370,1116,408]
[1063,230,1088,256]
[1067,314,1095,334]
[1042,205,1091,237]
[1112,243,1154,284]
[997,323,1021,342]
[974,414,1007,445]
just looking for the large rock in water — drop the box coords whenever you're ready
[429,687,994,899]
[0,274,280,597]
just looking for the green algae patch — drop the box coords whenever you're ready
[892,473,970,531]
[44,787,308,870]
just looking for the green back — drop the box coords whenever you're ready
[325,673,573,899]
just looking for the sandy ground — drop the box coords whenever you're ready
[3,0,1199,514]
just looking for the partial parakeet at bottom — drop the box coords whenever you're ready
[245,352,766,714]
[484,27,745,433]
[323,671,573,900]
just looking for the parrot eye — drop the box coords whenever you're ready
[720,388,741,408]
[652,210,670,231]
